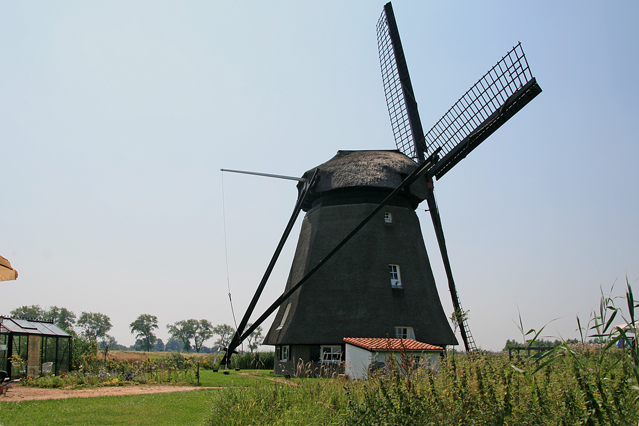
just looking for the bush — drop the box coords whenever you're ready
[341,352,635,425]
[204,281,639,425]
[22,375,66,389]
[206,379,346,426]
[23,352,203,388]
[201,353,222,370]
[230,352,274,370]
[201,351,274,370]
[72,335,97,370]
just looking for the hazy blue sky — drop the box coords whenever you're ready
[1,1,637,351]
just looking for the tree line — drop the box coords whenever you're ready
[8,305,263,354]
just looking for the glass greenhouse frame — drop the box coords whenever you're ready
[0,317,71,378]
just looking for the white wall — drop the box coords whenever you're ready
[345,343,442,380]
[345,344,373,380]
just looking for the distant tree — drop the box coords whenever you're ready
[166,319,214,353]
[245,324,263,353]
[502,338,565,352]
[11,305,77,332]
[213,324,236,350]
[167,320,198,352]
[532,338,561,348]
[131,339,144,351]
[10,305,45,320]
[165,337,184,352]
[45,306,76,332]
[99,335,117,360]
[12,305,76,331]
[129,314,159,352]
[502,339,521,351]
[77,312,112,343]
[114,342,128,351]
[154,338,165,352]
[193,320,214,353]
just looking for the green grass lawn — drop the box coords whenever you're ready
[197,369,276,387]
[0,390,215,426]
[0,370,278,426]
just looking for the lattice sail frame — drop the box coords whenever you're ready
[423,42,539,179]
[377,8,417,161]
[378,3,541,177]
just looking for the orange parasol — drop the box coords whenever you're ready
[0,255,18,281]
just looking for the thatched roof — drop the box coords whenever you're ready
[299,150,429,210]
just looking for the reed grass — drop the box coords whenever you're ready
[206,280,639,425]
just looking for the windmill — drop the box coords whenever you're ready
[221,2,541,370]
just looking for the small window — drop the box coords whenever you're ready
[321,345,342,363]
[395,326,414,339]
[389,264,402,288]
[279,345,290,362]
[384,212,393,224]
[276,303,291,330]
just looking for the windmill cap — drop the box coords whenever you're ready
[298,150,429,210]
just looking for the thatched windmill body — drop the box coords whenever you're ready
[262,150,457,373]
[222,2,541,374]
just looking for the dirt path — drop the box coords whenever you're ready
[2,384,219,402]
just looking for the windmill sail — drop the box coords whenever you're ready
[379,4,541,174]
[425,43,542,179]
[378,2,541,353]
[377,2,425,163]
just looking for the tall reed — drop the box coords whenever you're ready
[205,280,639,425]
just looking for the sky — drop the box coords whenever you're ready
[1,1,638,352]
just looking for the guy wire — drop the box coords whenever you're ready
[221,172,238,331]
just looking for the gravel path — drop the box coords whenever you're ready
[2,384,218,402]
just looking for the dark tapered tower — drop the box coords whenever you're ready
[264,150,456,374]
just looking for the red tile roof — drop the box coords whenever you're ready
[343,337,443,351]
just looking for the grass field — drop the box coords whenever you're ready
[3,351,639,425]
[197,369,277,388]
[0,369,277,426]
[3,286,639,426]
[0,389,216,426]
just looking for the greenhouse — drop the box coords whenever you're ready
[0,317,71,377]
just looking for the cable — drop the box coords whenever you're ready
[221,172,238,331]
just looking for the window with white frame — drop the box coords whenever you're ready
[395,326,415,339]
[321,345,342,363]
[384,211,393,224]
[389,264,402,288]
[279,345,290,362]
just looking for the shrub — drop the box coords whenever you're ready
[229,352,274,370]
[22,375,66,389]
[204,281,639,425]
[205,379,346,426]
[71,334,97,370]
[201,351,274,370]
